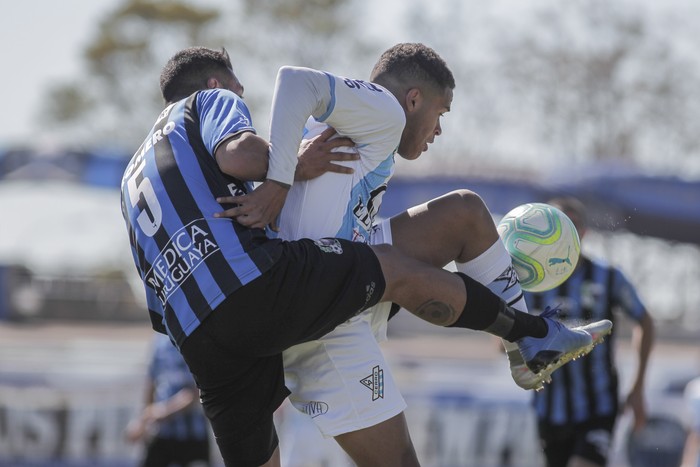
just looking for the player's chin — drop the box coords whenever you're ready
[397,143,425,160]
[402,149,423,161]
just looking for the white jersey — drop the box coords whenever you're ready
[269,67,405,243]
[273,68,408,437]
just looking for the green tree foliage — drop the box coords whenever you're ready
[494,0,700,170]
[40,0,370,149]
[42,0,223,148]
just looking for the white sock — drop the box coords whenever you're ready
[455,240,528,312]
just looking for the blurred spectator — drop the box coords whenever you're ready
[126,333,211,467]
[525,196,655,467]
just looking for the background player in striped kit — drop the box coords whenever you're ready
[525,197,655,467]
[125,333,211,467]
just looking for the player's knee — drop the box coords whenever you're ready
[442,189,494,235]
[370,244,414,299]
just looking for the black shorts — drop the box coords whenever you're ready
[538,415,617,467]
[179,238,385,466]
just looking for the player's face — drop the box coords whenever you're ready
[398,86,452,160]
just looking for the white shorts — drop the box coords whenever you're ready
[282,219,406,437]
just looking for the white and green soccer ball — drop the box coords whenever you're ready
[497,202,581,292]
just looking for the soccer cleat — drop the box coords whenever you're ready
[517,306,603,381]
[506,347,551,391]
[575,319,613,345]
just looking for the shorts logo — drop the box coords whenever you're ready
[360,365,384,401]
[363,281,376,308]
[301,401,329,418]
[314,238,343,254]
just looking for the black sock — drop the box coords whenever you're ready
[449,273,547,340]
[448,273,505,330]
[504,310,547,341]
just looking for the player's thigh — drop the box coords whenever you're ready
[180,326,285,466]
[334,412,419,467]
[283,313,406,437]
[389,189,498,266]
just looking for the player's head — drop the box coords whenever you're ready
[548,196,588,240]
[370,43,455,160]
[160,47,244,104]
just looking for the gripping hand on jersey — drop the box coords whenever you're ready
[215,180,289,231]
[294,126,358,181]
[214,126,357,231]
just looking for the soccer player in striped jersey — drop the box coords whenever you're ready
[122,46,599,466]
[525,197,654,467]
[125,333,211,466]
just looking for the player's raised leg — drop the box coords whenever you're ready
[370,243,597,374]
[388,190,540,388]
[384,189,607,388]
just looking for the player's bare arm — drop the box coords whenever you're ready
[214,126,358,229]
[215,131,269,181]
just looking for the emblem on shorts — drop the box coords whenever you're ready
[314,238,343,254]
[360,365,384,401]
[301,401,329,418]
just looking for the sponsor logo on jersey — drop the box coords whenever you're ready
[360,365,384,401]
[145,219,220,305]
[314,238,344,255]
[352,185,387,234]
[301,401,329,418]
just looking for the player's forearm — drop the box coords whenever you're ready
[267,66,331,186]
[149,388,198,422]
[631,313,655,389]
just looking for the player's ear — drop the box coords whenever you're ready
[207,77,220,89]
[405,88,422,112]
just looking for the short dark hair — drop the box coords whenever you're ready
[369,43,455,93]
[159,46,234,103]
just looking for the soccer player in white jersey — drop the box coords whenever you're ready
[216,43,610,466]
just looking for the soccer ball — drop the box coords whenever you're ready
[497,202,581,292]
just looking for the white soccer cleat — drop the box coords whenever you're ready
[517,306,613,391]
[574,319,613,345]
[507,348,552,391]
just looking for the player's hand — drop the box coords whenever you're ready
[125,418,149,443]
[214,180,289,231]
[294,126,358,181]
